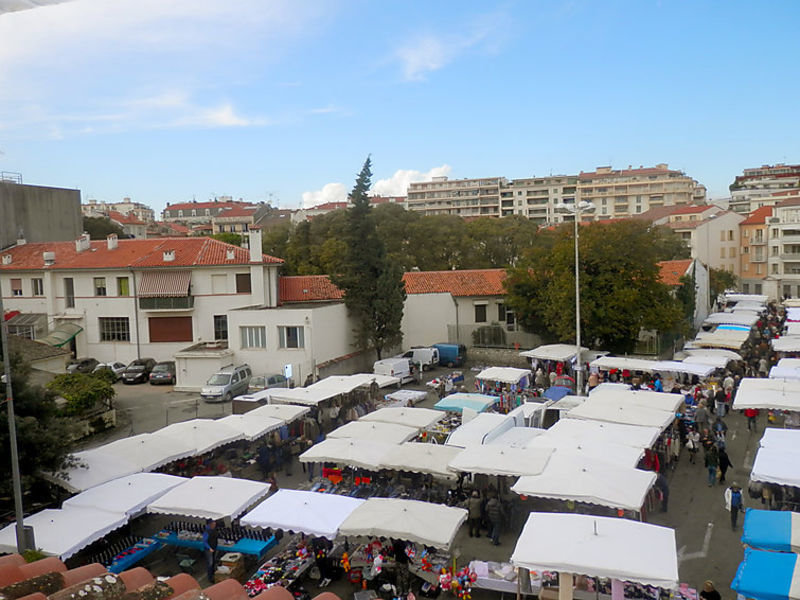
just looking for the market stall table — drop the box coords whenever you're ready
[152,529,275,556]
[379,389,429,407]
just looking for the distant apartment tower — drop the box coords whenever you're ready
[162,197,257,223]
[578,164,704,219]
[729,163,800,214]
[406,177,505,217]
[83,197,155,223]
[502,176,579,224]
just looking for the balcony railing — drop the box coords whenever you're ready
[139,296,194,310]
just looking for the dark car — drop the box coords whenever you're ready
[122,358,156,384]
[66,357,99,374]
[149,361,176,385]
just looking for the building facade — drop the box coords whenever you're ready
[501,176,578,224]
[1,182,82,250]
[406,177,506,217]
[83,198,155,223]
[729,163,800,214]
[738,206,771,296]
[161,198,257,224]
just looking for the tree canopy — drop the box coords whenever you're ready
[82,216,124,240]
[505,220,687,354]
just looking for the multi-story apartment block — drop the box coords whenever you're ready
[83,198,155,223]
[739,206,772,296]
[763,197,800,300]
[108,211,147,239]
[729,163,800,215]
[406,177,506,217]
[578,164,704,219]
[162,198,257,224]
[211,205,258,234]
[501,176,578,224]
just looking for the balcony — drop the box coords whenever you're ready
[139,296,194,310]
[749,238,767,246]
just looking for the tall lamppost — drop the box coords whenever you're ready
[554,201,596,396]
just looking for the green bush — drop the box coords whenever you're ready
[92,367,118,386]
[46,373,115,416]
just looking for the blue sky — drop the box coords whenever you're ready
[0,0,798,213]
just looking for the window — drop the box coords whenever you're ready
[214,315,228,340]
[498,303,506,321]
[720,230,725,242]
[728,230,734,241]
[755,284,763,294]
[148,316,192,342]
[720,248,726,259]
[773,228,780,239]
[756,264,763,275]
[32,278,44,296]
[773,264,779,274]
[99,317,130,342]
[64,278,75,308]
[10,278,22,296]
[235,273,252,293]
[474,304,487,323]
[178,210,183,217]
[94,277,107,296]
[117,277,130,296]
[784,285,791,298]
[211,274,227,294]
[279,326,305,349]
[743,247,749,254]
[772,246,779,256]
[742,283,750,293]
[729,248,736,258]
[241,326,266,349]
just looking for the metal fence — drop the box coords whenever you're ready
[447,323,541,349]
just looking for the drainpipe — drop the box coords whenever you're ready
[131,270,141,359]
[452,294,460,344]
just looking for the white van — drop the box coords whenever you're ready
[373,357,414,385]
[397,347,440,371]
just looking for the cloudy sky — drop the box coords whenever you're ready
[0,0,798,212]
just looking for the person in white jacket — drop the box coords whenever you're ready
[724,483,745,530]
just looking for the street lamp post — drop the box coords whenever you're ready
[555,201,596,396]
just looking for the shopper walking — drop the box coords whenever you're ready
[718,448,732,484]
[700,581,721,600]
[725,483,745,530]
[705,445,719,487]
[745,408,759,431]
[466,491,482,538]
[694,402,710,435]
[486,493,503,546]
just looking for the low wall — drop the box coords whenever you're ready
[466,347,530,369]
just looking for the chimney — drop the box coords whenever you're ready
[248,228,262,263]
[107,234,118,250]
[226,249,236,260]
[75,233,90,253]
[2,254,11,265]
[163,249,175,262]
[16,237,26,246]
[43,251,55,266]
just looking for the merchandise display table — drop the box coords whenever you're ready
[153,530,276,557]
[469,560,540,596]
[108,538,162,573]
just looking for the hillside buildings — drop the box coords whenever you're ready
[729,163,800,214]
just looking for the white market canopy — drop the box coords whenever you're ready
[151,419,244,455]
[683,348,743,361]
[527,434,644,469]
[546,419,661,450]
[147,476,271,521]
[773,336,800,353]
[383,389,429,406]
[511,513,678,589]
[327,421,418,444]
[97,433,196,472]
[693,329,750,350]
[520,344,588,362]
[565,399,675,431]
[445,413,511,447]
[476,367,532,384]
[0,507,127,559]
[62,473,186,516]
[338,498,468,550]
[241,489,364,539]
[299,438,396,470]
[759,427,800,452]
[732,377,800,411]
[488,426,548,449]
[723,293,768,304]
[590,356,657,372]
[378,443,463,478]
[786,323,800,336]
[511,451,655,511]
[681,355,731,370]
[247,403,310,422]
[217,414,284,442]
[703,312,759,327]
[787,307,800,322]
[588,388,684,414]
[448,445,553,477]
[53,450,141,493]
[779,358,800,369]
[650,360,716,377]
[751,446,800,487]
[770,366,800,380]
[359,407,444,430]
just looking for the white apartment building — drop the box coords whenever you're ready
[83,198,155,223]
[764,198,800,300]
[664,209,744,275]
[729,163,800,214]
[406,177,506,217]
[501,176,579,224]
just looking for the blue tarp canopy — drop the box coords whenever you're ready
[543,386,571,401]
[731,548,800,600]
[743,509,800,553]
[434,393,498,414]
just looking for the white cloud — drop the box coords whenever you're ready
[302,182,348,208]
[371,165,452,196]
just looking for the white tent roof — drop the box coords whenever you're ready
[299,438,396,470]
[448,445,553,477]
[650,360,716,376]
[769,366,800,380]
[359,407,443,430]
[589,382,631,394]
[445,413,510,448]
[723,293,768,304]
[0,507,127,559]
[751,446,800,487]
[527,434,644,469]
[98,433,196,472]
[151,419,244,455]
[510,513,679,588]
[63,473,186,516]
[693,329,750,350]
[327,421,418,444]
[773,336,800,352]
[683,348,743,361]
[217,414,284,442]
[488,426,548,448]
[778,358,800,369]
[590,356,657,372]
[476,367,531,384]
[759,427,800,452]
[546,419,661,450]
[548,396,586,412]
[247,403,310,422]
[53,450,141,493]
[241,489,364,539]
[786,323,800,336]
[565,400,675,431]
[338,498,468,550]
[267,386,341,406]
[703,312,759,326]
[378,443,463,478]
[588,388,684,413]
[147,476,270,520]
[384,389,428,405]
[681,354,731,369]
[348,373,401,388]
[732,377,800,411]
[270,374,400,407]
[511,451,655,510]
[788,307,800,322]
[520,344,587,362]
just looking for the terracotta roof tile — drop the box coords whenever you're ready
[740,206,773,225]
[658,259,692,286]
[165,201,256,212]
[215,206,258,218]
[108,211,145,225]
[279,275,345,302]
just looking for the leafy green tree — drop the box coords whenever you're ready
[210,232,242,246]
[709,267,738,303]
[675,272,697,334]
[331,157,406,359]
[262,222,292,266]
[82,216,124,240]
[47,373,116,416]
[505,220,685,353]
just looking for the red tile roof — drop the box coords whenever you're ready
[279,275,345,302]
[0,238,282,270]
[658,259,692,286]
[741,206,773,226]
[165,200,256,212]
[668,205,713,216]
[108,210,145,225]
[215,205,258,218]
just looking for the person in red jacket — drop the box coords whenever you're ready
[744,408,759,431]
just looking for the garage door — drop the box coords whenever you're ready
[149,316,193,343]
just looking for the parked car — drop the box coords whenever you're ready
[374,357,415,385]
[122,358,157,384]
[92,361,127,381]
[432,343,467,368]
[247,373,288,393]
[149,361,176,385]
[66,357,99,374]
[397,347,440,370]
[201,364,252,402]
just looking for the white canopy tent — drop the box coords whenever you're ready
[773,336,800,353]
[383,389,428,406]
[758,428,800,452]
[650,360,716,377]
[681,355,731,369]
[723,293,768,304]
[769,366,800,380]
[63,473,186,516]
[241,489,364,539]
[338,498,468,550]
[218,414,284,442]
[589,382,631,394]
[445,413,511,448]
[510,513,679,589]
[520,344,588,362]
[147,476,271,521]
[96,433,196,472]
[546,419,661,450]
[299,438,396,470]
[751,446,800,487]
[683,348,743,361]
[476,367,532,384]
[359,407,443,430]
[565,400,675,431]
[0,507,127,559]
[379,443,463,478]
[527,435,644,469]
[588,389,684,414]
[779,358,800,369]
[702,312,759,326]
[732,377,800,411]
[267,387,343,406]
[590,356,657,372]
[247,403,310,422]
[150,419,244,455]
[511,451,655,511]
[448,445,553,477]
[787,307,800,322]
[786,323,800,336]
[52,450,141,493]
[488,427,548,448]
[327,421,418,444]
[692,329,750,350]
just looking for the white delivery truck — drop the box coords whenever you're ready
[397,347,440,370]
[373,357,415,385]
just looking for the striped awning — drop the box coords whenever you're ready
[138,271,191,298]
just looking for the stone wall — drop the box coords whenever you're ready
[466,347,531,369]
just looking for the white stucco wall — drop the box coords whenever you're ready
[401,293,454,347]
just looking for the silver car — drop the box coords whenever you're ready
[201,364,252,402]
[92,361,127,381]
